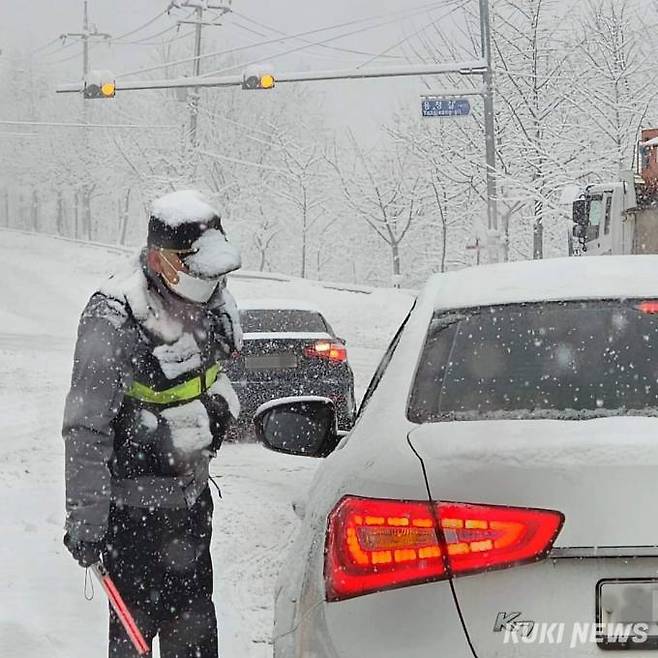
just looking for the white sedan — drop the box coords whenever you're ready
[255,255,658,657]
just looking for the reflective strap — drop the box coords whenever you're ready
[125,363,220,405]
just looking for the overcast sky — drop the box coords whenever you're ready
[0,0,471,136]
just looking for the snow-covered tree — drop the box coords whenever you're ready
[328,132,425,287]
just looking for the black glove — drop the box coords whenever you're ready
[202,394,232,452]
[63,533,104,568]
[217,309,242,356]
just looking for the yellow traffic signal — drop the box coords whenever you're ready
[83,71,116,99]
[242,73,276,90]
[259,74,275,89]
[100,81,116,98]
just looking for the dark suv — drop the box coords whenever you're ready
[224,300,356,438]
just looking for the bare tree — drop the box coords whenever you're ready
[270,140,326,278]
[574,0,656,174]
[329,133,423,287]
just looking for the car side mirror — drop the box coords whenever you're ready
[573,198,590,227]
[253,397,341,458]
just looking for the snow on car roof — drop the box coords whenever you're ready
[238,298,323,313]
[427,255,658,310]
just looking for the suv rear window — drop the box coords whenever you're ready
[408,301,658,422]
[240,309,328,333]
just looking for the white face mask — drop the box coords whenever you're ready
[165,271,220,304]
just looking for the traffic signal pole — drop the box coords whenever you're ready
[56,60,487,94]
[422,0,499,262]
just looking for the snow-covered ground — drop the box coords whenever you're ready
[0,229,415,657]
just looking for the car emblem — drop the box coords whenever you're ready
[493,611,535,637]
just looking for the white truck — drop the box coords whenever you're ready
[571,129,658,256]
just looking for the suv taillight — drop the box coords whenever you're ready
[325,496,564,601]
[304,341,347,363]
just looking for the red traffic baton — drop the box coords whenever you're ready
[91,562,150,656]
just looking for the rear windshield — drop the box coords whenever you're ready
[408,301,658,422]
[240,309,328,333]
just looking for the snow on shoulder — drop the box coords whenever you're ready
[427,255,658,310]
[150,189,218,227]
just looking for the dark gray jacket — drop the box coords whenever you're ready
[63,254,241,542]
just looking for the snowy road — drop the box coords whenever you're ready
[0,230,414,657]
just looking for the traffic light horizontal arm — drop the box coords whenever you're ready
[421,86,486,97]
[56,59,487,94]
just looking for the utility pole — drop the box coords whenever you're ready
[61,1,111,239]
[190,5,204,146]
[169,1,232,148]
[61,2,112,79]
[479,0,499,262]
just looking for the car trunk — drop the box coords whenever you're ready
[226,332,333,382]
[408,416,658,656]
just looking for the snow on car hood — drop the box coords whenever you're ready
[408,416,658,547]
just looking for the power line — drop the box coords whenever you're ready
[111,10,169,42]
[18,10,168,64]
[29,37,64,56]
[46,45,87,66]
[37,8,171,63]
[199,0,458,79]
[229,20,361,66]
[114,0,447,79]
[38,38,82,63]
[113,23,182,46]
[230,10,406,61]
[357,0,469,68]
[43,23,182,66]
[229,18,268,39]
[115,28,196,48]
[0,119,176,129]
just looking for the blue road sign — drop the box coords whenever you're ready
[422,98,471,118]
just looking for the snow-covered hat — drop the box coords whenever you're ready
[148,189,223,251]
[148,190,241,278]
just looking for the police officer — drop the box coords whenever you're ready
[62,190,242,657]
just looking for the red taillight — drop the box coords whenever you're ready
[304,341,347,363]
[325,496,564,601]
[636,300,658,314]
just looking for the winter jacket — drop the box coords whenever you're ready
[63,251,242,543]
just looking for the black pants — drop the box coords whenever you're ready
[104,487,218,658]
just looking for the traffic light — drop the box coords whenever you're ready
[83,70,116,99]
[84,81,116,99]
[242,73,275,90]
